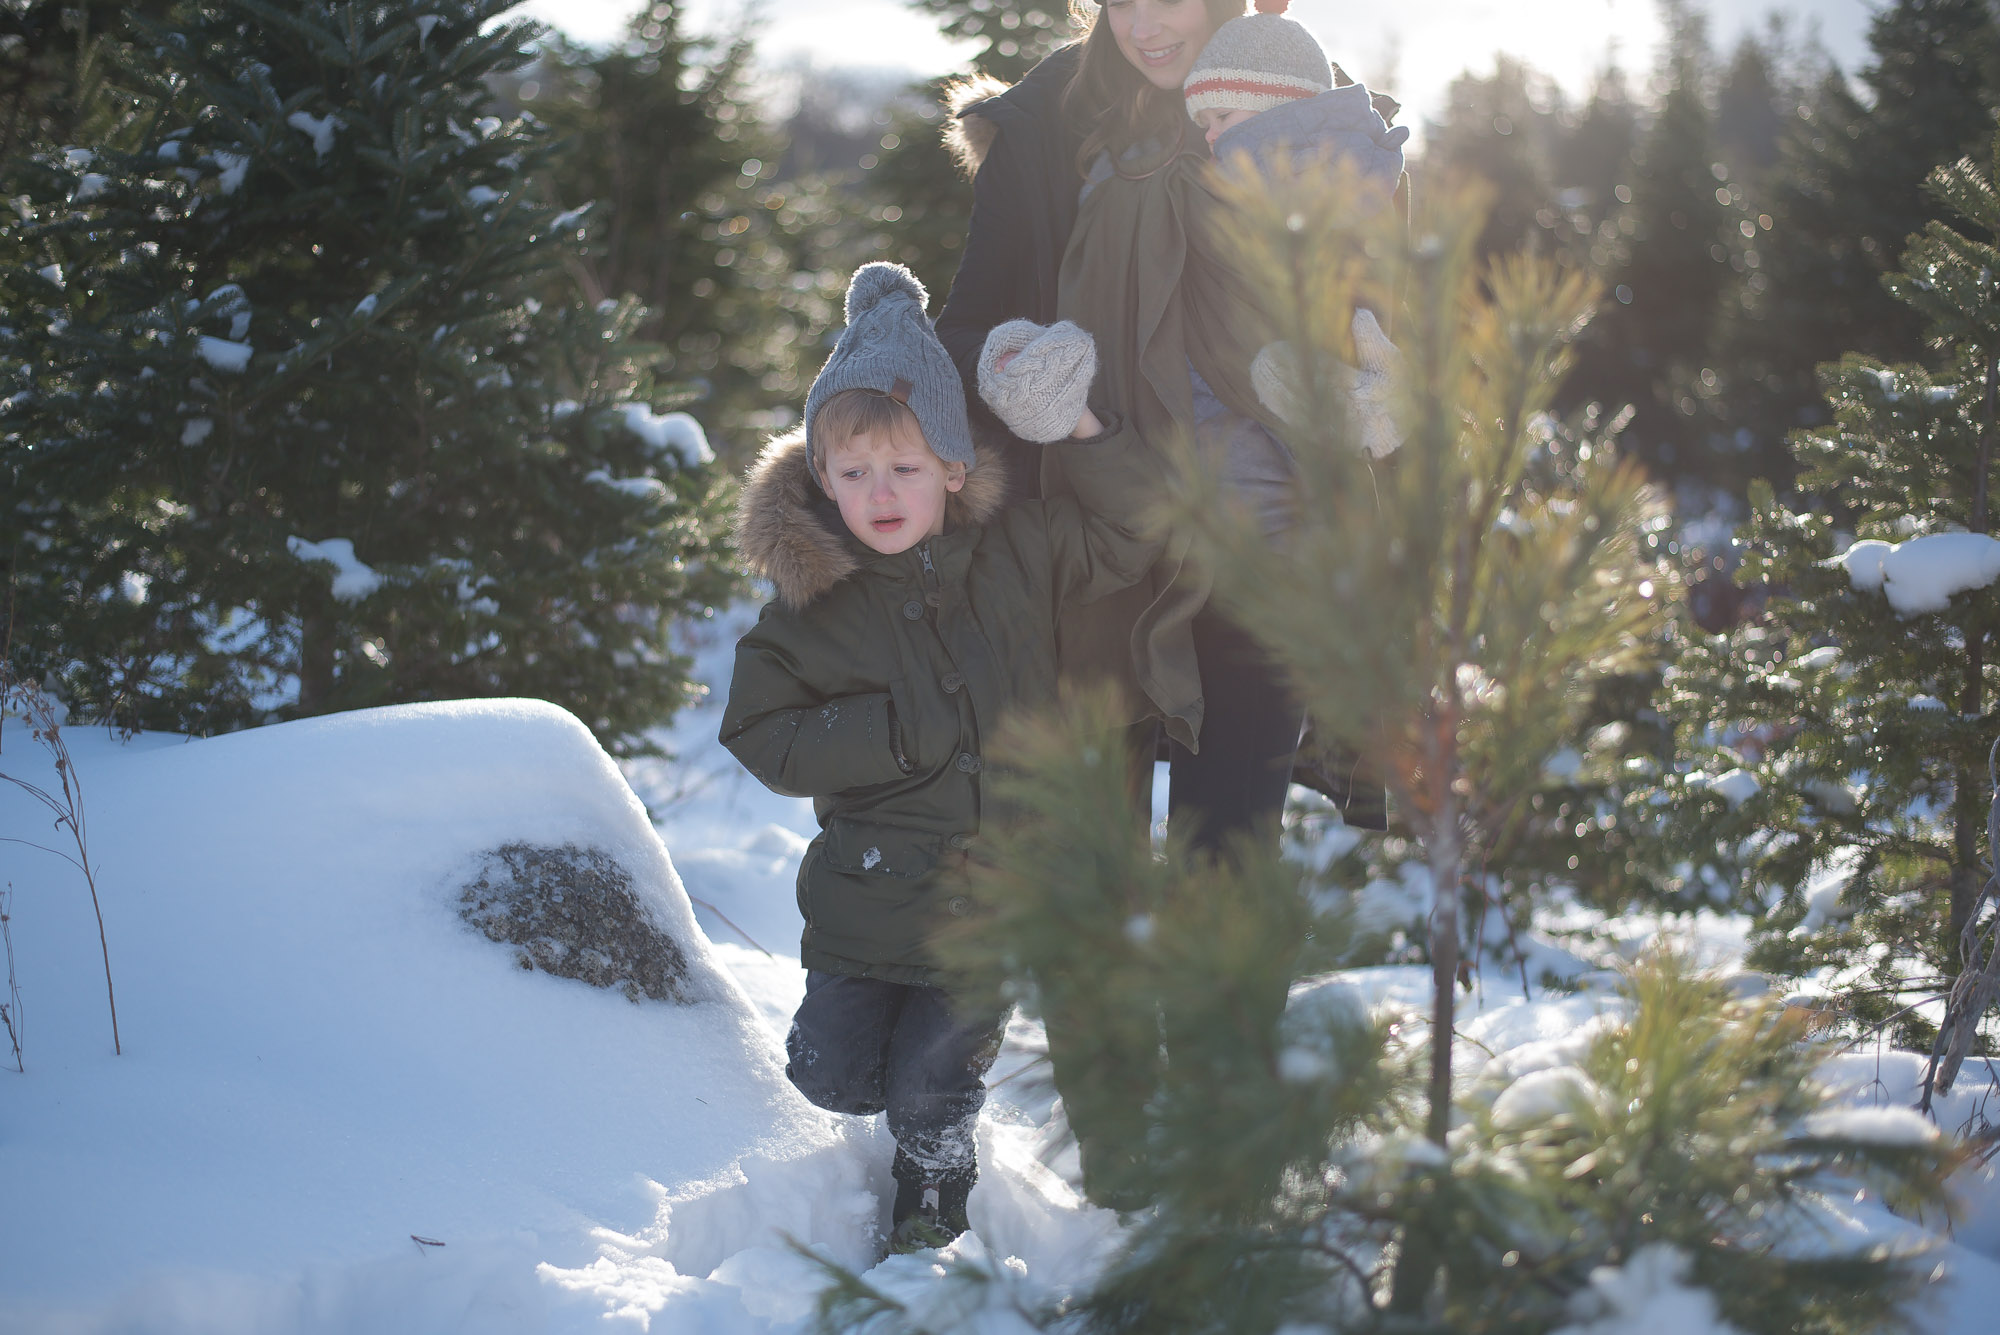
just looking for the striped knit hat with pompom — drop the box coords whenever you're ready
[1183,0,1332,121]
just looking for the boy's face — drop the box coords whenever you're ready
[1193,105,1259,148]
[817,424,966,556]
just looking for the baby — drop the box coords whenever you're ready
[1182,0,1410,463]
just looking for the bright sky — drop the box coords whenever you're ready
[513,0,1879,134]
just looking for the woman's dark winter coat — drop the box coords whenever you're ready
[935,44,1085,496]
[719,429,1158,985]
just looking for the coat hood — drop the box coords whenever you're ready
[733,428,1010,610]
[942,43,1082,178]
[1209,83,1410,190]
[943,73,1010,178]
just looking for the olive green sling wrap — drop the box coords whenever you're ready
[1041,133,1287,753]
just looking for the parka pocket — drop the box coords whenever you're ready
[820,819,947,881]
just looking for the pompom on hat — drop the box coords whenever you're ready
[1183,0,1333,121]
[802,262,976,482]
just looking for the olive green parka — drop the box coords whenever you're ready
[720,426,1159,985]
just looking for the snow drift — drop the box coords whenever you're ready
[0,700,866,1333]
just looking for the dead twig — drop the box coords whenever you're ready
[0,674,119,1055]
[687,894,774,959]
[1,883,20,1072]
[1922,735,2000,1109]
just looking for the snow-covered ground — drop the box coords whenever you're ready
[2,603,1997,1333]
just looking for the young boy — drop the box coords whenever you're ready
[720,261,1153,1252]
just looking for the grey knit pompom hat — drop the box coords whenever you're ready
[1183,0,1332,120]
[802,262,975,483]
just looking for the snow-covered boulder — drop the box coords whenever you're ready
[0,700,862,1333]
[458,841,694,1002]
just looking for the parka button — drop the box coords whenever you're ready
[955,752,982,773]
[941,672,965,693]
[948,833,971,850]
[902,600,923,620]
[947,895,971,917]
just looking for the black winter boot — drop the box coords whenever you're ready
[888,1150,974,1253]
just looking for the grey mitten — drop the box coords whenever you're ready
[977,319,1098,443]
[1251,339,1309,427]
[1346,309,1404,460]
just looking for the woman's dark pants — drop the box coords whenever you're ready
[1046,605,1307,1208]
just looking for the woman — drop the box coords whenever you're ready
[941,0,1311,865]
[938,0,1296,1213]
[936,0,1243,501]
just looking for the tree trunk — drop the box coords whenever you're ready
[1389,711,1463,1316]
[1957,351,2000,954]
[297,603,335,714]
[1426,777,1462,1146]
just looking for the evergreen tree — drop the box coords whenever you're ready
[860,3,1087,320]
[1713,30,1788,176]
[1557,64,1641,219]
[0,1,177,162]
[1421,57,1582,267]
[0,0,737,751]
[843,175,1958,1335]
[858,80,976,306]
[1642,131,2000,1057]
[1724,0,2000,486]
[904,0,1074,83]
[506,10,846,453]
[1566,1,1745,497]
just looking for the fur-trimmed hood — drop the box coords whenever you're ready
[939,42,1084,180]
[942,73,1009,178]
[733,428,1010,610]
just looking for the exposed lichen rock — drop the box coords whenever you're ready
[458,842,693,1003]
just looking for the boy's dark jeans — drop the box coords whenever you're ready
[785,971,1008,1184]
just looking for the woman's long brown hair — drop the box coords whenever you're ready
[1060,0,1247,177]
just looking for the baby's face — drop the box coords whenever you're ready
[817,425,965,555]
[1194,106,1259,148]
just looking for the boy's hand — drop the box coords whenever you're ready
[978,319,1099,443]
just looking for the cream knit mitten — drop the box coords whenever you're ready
[977,319,1098,443]
[1250,309,1404,459]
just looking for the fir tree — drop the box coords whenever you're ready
[507,9,846,451]
[0,0,738,750]
[802,155,1957,1335]
[1643,130,2000,1059]
[903,0,1075,83]
[1724,0,2000,484]
[1566,1,1743,496]
[0,1,178,161]
[1421,57,1581,267]
[859,81,976,307]
[1185,167,1663,1271]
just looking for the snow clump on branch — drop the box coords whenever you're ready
[1835,531,2000,615]
[288,537,381,601]
[618,404,712,465]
